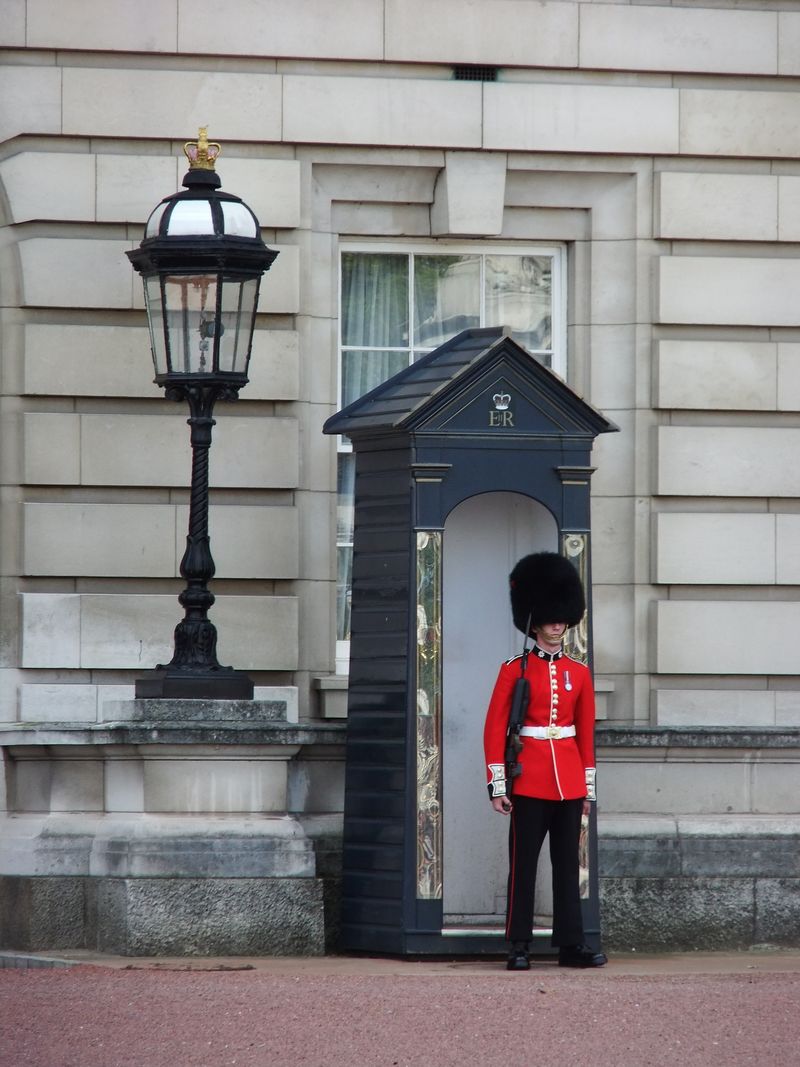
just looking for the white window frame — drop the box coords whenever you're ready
[335,239,568,673]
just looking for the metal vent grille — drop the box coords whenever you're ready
[453,65,498,82]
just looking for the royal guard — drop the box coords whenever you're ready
[483,551,607,970]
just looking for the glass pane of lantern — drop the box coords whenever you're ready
[220,201,258,238]
[143,275,168,377]
[218,277,259,374]
[162,274,219,374]
[145,202,168,239]
[164,200,215,236]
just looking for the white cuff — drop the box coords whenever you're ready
[585,766,597,802]
[488,763,507,798]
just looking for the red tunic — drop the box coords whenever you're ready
[483,646,596,801]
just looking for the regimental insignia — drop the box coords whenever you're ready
[489,391,514,427]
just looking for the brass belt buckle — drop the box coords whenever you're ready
[546,725,560,739]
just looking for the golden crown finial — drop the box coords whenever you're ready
[183,127,221,171]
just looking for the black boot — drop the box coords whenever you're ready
[558,944,608,969]
[506,941,531,971]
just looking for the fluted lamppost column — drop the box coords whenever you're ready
[127,129,278,698]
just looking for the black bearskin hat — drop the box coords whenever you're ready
[509,552,585,634]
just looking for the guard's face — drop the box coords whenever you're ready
[535,622,568,644]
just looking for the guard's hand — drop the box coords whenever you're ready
[492,796,513,815]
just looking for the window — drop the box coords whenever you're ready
[336,243,566,669]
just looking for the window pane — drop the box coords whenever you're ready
[485,255,552,353]
[341,252,409,348]
[336,453,356,642]
[342,349,409,408]
[414,255,480,349]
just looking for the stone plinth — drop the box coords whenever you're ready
[0,702,345,956]
[596,727,800,951]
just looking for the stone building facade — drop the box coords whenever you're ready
[1,0,799,953]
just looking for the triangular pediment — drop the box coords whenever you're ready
[323,327,617,442]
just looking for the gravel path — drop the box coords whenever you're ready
[1,959,799,1067]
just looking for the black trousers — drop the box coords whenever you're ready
[506,795,584,947]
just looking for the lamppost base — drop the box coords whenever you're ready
[135,668,254,700]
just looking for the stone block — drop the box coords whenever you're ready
[246,329,300,400]
[776,514,800,584]
[752,764,800,816]
[19,684,98,724]
[283,75,482,149]
[23,323,154,397]
[66,594,299,671]
[143,759,288,814]
[600,876,755,951]
[580,5,776,77]
[483,83,679,155]
[682,833,799,879]
[680,88,800,159]
[27,0,178,51]
[97,154,180,223]
[0,152,96,224]
[656,601,800,676]
[0,67,61,142]
[175,504,299,579]
[19,238,134,309]
[653,690,776,729]
[95,876,324,956]
[8,761,52,814]
[655,339,777,410]
[659,256,800,327]
[654,513,775,585]
[22,413,80,485]
[288,759,345,814]
[586,324,637,411]
[657,426,800,497]
[62,67,282,141]
[256,244,299,313]
[777,342,800,411]
[597,829,681,879]
[75,413,298,489]
[0,877,87,951]
[590,497,634,585]
[212,158,301,230]
[431,152,506,237]
[657,172,777,242]
[600,759,750,816]
[776,692,800,728]
[50,760,104,813]
[0,0,25,45]
[386,0,577,67]
[179,0,382,59]
[20,594,80,669]
[23,502,176,578]
[104,759,144,814]
[755,879,800,946]
[779,13,800,76]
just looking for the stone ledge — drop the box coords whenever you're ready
[0,721,346,748]
[597,725,800,749]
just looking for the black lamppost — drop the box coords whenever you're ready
[127,129,278,699]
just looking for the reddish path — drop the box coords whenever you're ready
[1,954,799,1067]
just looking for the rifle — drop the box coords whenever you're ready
[504,621,531,791]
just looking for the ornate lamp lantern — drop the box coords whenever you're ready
[127,129,278,698]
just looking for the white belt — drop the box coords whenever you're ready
[520,725,576,740]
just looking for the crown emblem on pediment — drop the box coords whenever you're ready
[492,392,511,411]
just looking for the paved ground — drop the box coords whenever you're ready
[1,949,799,1066]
